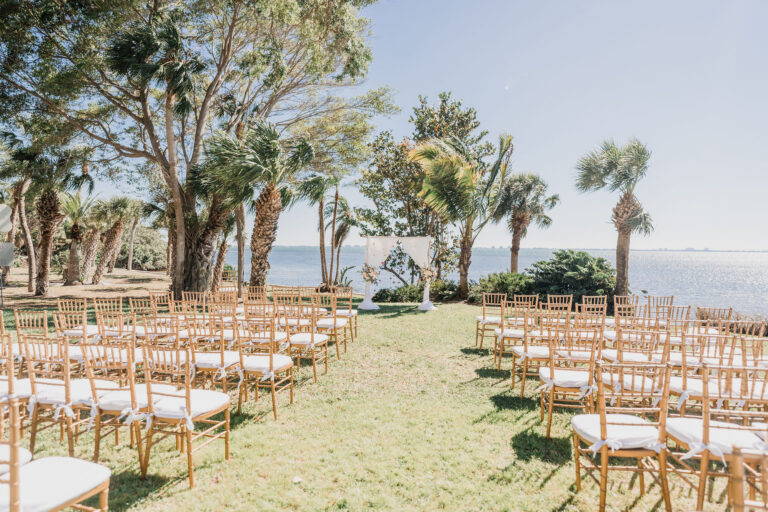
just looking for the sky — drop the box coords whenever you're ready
[118,0,768,251]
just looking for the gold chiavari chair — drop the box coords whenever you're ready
[210,290,237,305]
[181,291,207,312]
[237,316,293,419]
[696,306,734,322]
[510,310,554,397]
[148,291,174,315]
[186,310,240,392]
[572,361,672,512]
[647,295,674,308]
[21,335,119,457]
[129,296,153,318]
[332,286,357,342]
[0,334,111,511]
[139,345,230,488]
[577,295,607,313]
[475,293,506,349]
[92,297,123,315]
[141,314,187,348]
[13,309,48,338]
[56,298,88,314]
[614,295,640,307]
[80,341,143,462]
[316,292,347,358]
[514,294,540,311]
[546,294,573,312]
[244,286,268,304]
[53,310,100,347]
[95,312,137,352]
[601,329,668,365]
[274,290,309,336]
[285,295,328,382]
[728,447,768,512]
[494,300,532,370]
[221,268,237,283]
[539,326,602,438]
[666,363,768,511]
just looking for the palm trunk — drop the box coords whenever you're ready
[34,190,64,297]
[327,189,339,286]
[80,227,101,283]
[2,181,22,286]
[235,204,245,298]
[63,226,83,285]
[126,216,139,271]
[211,239,228,292]
[510,230,522,274]
[181,200,229,292]
[248,184,282,287]
[165,92,186,297]
[457,228,473,299]
[92,220,124,285]
[318,199,328,286]
[615,228,631,296]
[18,181,35,292]
[107,230,122,273]
[334,239,342,283]
[168,223,176,278]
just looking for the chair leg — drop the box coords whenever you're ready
[658,451,672,512]
[311,351,318,383]
[573,433,581,492]
[140,430,154,478]
[224,408,230,460]
[545,389,554,439]
[271,380,278,420]
[510,354,517,390]
[185,428,194,488]
[696,451,710,511]
[475,322,480,346]
[289,369,294,404]
[520,360,528,398]
[638,457,645,495]
[65,416,75,457]
[599,446,609,512]
[93,413,102,462]
[99,487,109,512]
[29,405,39,454]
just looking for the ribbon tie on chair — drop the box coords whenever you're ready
[178,405,195,432]
[676,390,691,410]
[118,407,144,426]
[610,382,623,406]
[86,398,98,432]
[53,402,75,421]
[26,396,36,417]
[681,442,726,465]
[588,439,623,454]
[577,384,597,400]
[535,380,554,394]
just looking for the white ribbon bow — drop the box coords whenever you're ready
[677,390,691,410]
[53,402,75,421]
[681,442,726,465]
[588,439,623,454]
[578,385,597,400]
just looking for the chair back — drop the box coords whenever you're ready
[696,306,734,322]
[546,294,572,312]
[93,297,123,314]
[148,291,174,314]
[13,309,49,337]
[57,298,87,313]
[480,293,506,321]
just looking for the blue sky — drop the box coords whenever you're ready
[125,1,768,250]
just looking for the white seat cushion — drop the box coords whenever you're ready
[511,345,549,359]
[494,328,525,339]
[61,325,101,338]
[336,310,357,317]
[0,378,32,400]
[476,316,501,325]
[603,329,618,341]
[0,444,32,475]
[153,389,230,420]
[601,373,658,393]
[278,318,310,327]
[539,368,591,388]
[602,349,651,363]
[0,456,110,511]
[97,383,179,411]
[241,354,293,374]
[572,413,660,450]
[666,417,767,455]
[317,317,348,329]
[668,376,720,397]
[35,378,119,406]
[289,333,328,346]
[193,351,240,369]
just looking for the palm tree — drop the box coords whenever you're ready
[211,213,236,291]
[410,134,514,298]
[92,197,132,285]
[119,199,144,272]
[326,193,354,284]
[61,192,97,285]
[575,139,653,296]
[493,173,559,273]
[298,173,339,287]
[204,121,314,287]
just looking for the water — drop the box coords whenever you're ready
[226,246,768,316]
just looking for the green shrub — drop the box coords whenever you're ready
[528,249,616,310]
[115,226,167,271]
[372,279,460,303]
[467,272,533,303]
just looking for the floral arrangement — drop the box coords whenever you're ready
[361,264,380,284]
[420,266,436,281]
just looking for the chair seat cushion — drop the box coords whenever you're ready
[336,310,358,317]
[666,417,767,455]
[193,351,239,369]
[494,328,525,339]
[317,317,348,329]
[0,456,110,512]
[572,413,660,450]
[153,389,230,420]
[602,349,651,363]
[476,316,501,325]
[601,373,658,393]
[539,368,591,388]
[241,354,293,374]
[511,345,549,359]
[278,318,310,327]
[0,444,32,475]
[35,378,119,406]
[0,378,32,400]
[61,325,101,338]
[98,383,180,411]
[603,329,618,341]
[668,376,721,396]
[289,333,328,346]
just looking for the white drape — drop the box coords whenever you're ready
[365,236,399,266]
[399,237,431,269]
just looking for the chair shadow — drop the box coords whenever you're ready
[489,392,537,412]
[510,429,571,464]
[100,471,173,511]
[356,304,423,318]
[460,347,491,356]
[475,367,510,380]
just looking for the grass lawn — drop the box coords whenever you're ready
[11,302,727,511]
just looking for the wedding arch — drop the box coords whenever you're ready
[358,236,436,311]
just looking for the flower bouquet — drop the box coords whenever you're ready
[420,266,436,281]
[361,264,380,284]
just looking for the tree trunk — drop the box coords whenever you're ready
[92,220,124,285]
[126,216,139,271]
[80,227,101,283]
[181,200,230,292]
[327,189,339,287]
[63,230,82,286]
[211,239,228,292]
[168,223,176,278]
[318,199,327,286]
[248,184,283,287]
[510,230,522,274]
[2,181,22,286]
[34,190,65,297]
[107,229,122,273]
[457,230,473,299]
[615,228,632,296]
[17,180,35,292]
[165,92,186,297]
[235,204,245,298]
[334,239,342,283]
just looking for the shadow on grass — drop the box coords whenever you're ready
[475,367,510,380]
[511,429,571,464]
[460,347,490,356]
[102,471,172,511]
[356,304,423,319]
[489,392,537,412]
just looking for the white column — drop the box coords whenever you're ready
[358,281,379,310]
[418,278,437,311]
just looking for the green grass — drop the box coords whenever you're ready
[13,303,727,511]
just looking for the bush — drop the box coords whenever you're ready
[528,249,616,310]
[115,226,167,271]
[372,279,460,303]
[467,272,533,303]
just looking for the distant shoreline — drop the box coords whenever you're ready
[266,245,768,254]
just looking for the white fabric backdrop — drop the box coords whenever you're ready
[365,236,430,268]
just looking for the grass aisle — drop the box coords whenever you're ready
[25,303,725,511]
